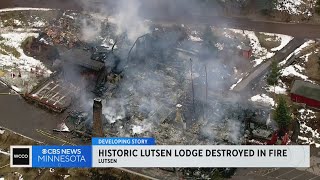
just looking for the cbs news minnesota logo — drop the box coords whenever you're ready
[10,146,32,167]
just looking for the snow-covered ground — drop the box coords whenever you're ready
[269,34,293,52]
[0,7,53,13]
[132,125,144,135]
[230,77,242,90]
[224,29,293,90]
[0,149,9,156]
[229,29,273,67]
[250,94,275,106]
[228,29,293,67]
[279,40,315,66]
[265,79,288,94]
[189,31,203,42]
[0,8,52,28]
[13,172,23,180]
[275,0,316,17]
[281,64,311,81]
[278,40,316,82]
[298,108,320,147]
[0,32,52,93]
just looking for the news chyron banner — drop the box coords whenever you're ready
[10,145,92,168]
[11,137,310,168]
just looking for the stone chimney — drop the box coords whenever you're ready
[93,98,104,137]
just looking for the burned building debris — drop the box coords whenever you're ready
[17,10,275,150]
[0,6,294,179]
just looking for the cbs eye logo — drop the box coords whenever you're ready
[10,146,32,167]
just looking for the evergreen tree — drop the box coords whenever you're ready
[210,170,224,180]
[267,60,280,86]
[258,0,277,15]
[274,97,292,130]
[203,25,218,52]
[316,0,320,15]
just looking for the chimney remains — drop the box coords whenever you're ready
[175,104,186,130]
[93,98,104,137]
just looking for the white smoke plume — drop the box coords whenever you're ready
[80,18,102,42]
[111,0,150,42]
[79,0,149,43]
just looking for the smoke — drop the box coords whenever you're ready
[111,0,149,42]
[80,18,102,42]
[102,99,126,124]
[72,0,270,144]
[79,0,149,43]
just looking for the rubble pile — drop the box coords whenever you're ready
[44,16,80,48]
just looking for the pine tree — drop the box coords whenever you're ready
[267,60,280,86]
[316,0,320,15]
[210,169,223,180]
[203,25,218,52]
[274,97,292,130]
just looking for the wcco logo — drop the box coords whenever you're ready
[10,146,32,167]
[13,154,29,158]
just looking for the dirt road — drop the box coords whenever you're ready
[233,38,305,92]
[1,0,320,38]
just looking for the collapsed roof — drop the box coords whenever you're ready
[290,80,320,101]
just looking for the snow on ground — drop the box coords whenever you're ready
[229,29,292,67]
[189,31,203,42]
[277,40,316,81]
[13,172,23,180]
[31,17,46,28]
[132,125,144,135]
[0,7,53,12]
[265,79,288,94]
[230,29,275,67]
[0,32,52,93]
[298,108,320,147]
[298,109,317,120]
[63,12,76,20]
[299,122,320,147]
[230,78,242,90]
[298,136,320,147]
[275,0,315,16]
[271,35,293,52]
[189,35,203,42]
[279,40,315,66]
[281,64,310,81]
[11,85,21,93]
[1,32,41,67]
[301,52,313,63]
[260,32,293,52]
[215,42,224,50]
[0,149,9,156]
[57,123,70,132]
[250,94,275,106]
[13,20,22,26]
